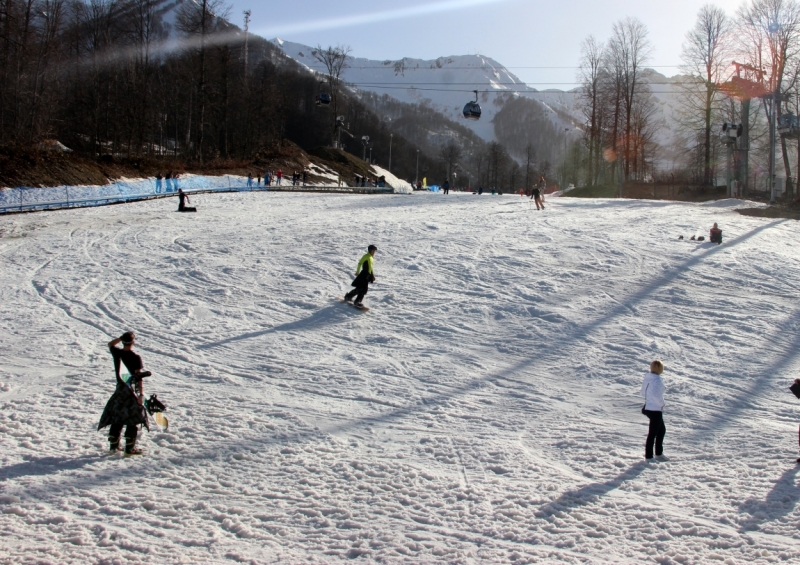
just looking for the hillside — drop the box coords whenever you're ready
[1,193,799,563]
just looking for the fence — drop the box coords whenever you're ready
[0,175,396,215]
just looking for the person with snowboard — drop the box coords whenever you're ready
[98,332,150,456]
[641,360,666,461]
[344,245,377,309]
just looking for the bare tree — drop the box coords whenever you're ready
[680,5,733,186]
[439,139,461,185]
[608,17,653,181]
[313,44,351,145]
[176,0,230,162]
[578,35,605,187]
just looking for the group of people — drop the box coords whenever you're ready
[97,243,799,466]
[354,174,385,188]
[154,172,181,193]
[244,169,285,188]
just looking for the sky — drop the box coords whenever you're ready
[236,0,744,87]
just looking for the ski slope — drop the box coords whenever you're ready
[1,192,799,564]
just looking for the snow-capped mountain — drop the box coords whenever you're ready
[271,38,581,143]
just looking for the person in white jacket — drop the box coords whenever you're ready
[641,360,666,461]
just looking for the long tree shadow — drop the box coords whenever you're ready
[737,465,800,532]
[316,219,790,436]
[687,307,800,442]
[536,462,648,516]
[199,303,352,349]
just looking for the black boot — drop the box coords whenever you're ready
[108,435,120,453]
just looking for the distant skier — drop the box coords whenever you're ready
[247,173,253,188]
[531,177,545,210]
[155,173,163,193]
[98,332,150,456]
[641,360,666,461]
[344,245,377,309]
[443,180,450,195]
[177,189,196,212]
[276,169,283,185]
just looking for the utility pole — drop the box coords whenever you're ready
[415,149,419,185]
[389,134,393,172]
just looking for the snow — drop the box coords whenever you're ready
[1,192,800,564]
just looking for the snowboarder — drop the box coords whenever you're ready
[641,360,666,461]
[531,177,545,210]
[344,245,377,308]
[177,189,196,212]
[98,332,150,456]
[709,222,723,244]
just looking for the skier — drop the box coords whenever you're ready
[641,360,666,461]
[531,177,545,210]
[247,173,253,188]
[344,245,377,309]
[177,189,196,212]
[155,173,163,193]
[443,180,450,195]
[276,169,283,185]
[98,332,150,456]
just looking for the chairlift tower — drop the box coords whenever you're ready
[718,61,768,197]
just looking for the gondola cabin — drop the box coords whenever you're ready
[463,90,481,120]
[316,92,332,107]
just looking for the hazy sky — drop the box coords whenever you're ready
[233,0,743,87]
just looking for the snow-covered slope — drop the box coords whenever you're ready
[2,192,799,563]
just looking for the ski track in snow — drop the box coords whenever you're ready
[1,192,799,564]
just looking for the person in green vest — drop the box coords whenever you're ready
[344,245,377,308]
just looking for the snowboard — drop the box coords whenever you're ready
[342,297,369,311]
[153,412,169,431]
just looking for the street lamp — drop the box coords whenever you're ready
[389,134,393,172]
[361,136,370,162]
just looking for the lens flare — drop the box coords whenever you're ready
[255,0,513,38]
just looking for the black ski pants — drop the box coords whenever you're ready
[109,423,138,451]
[345,280,369,303]
[643,410,665,458]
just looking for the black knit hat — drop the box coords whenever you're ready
[368,245,377,252]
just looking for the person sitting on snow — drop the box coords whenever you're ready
[709,222,723,244]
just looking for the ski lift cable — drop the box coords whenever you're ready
[349,85,710,95]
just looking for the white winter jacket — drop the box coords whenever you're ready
[640,372,665,411]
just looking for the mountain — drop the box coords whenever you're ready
[270,39,578,143]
